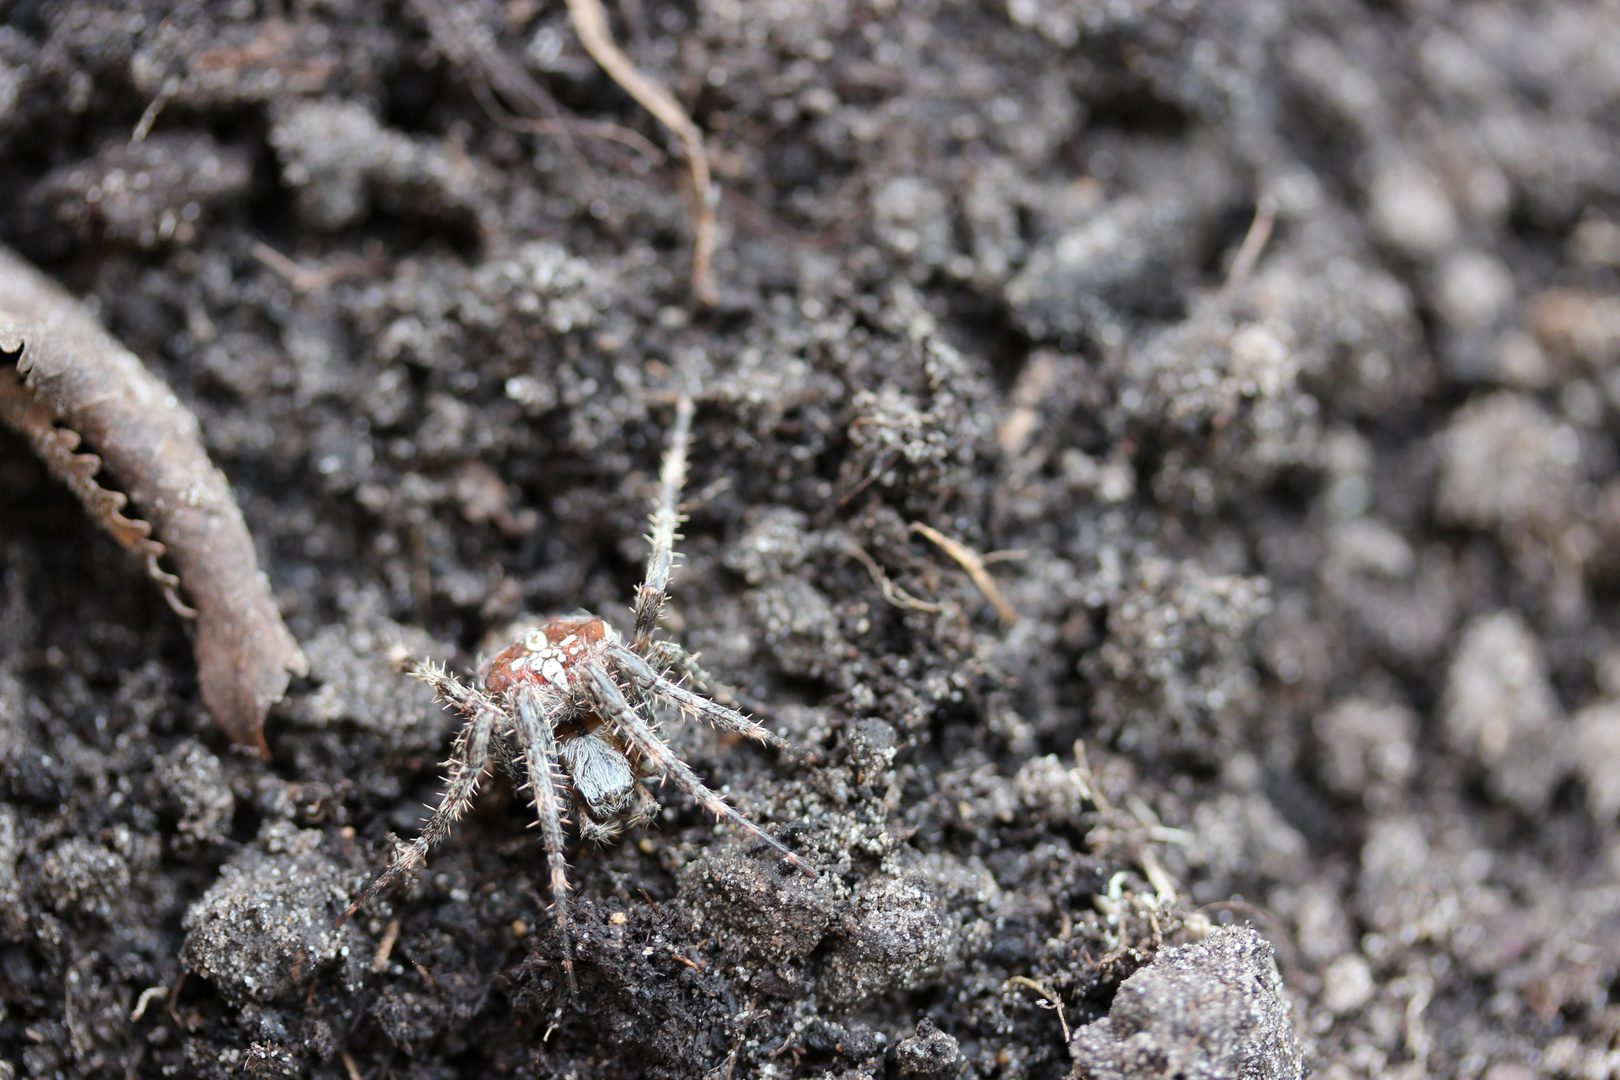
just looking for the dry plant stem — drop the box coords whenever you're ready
[410,0,608,213]
[910,521,1019,626]
[0,245,307,757]
[469,79,667,165]
[1208,194,1277,315]
[997,350,1059,457]
[249,242,328,294]
[566,0,719,305]
[842,537,945,614]
[250,242,380,295]
[370,919,402,973]
[1004,976,1071,1042]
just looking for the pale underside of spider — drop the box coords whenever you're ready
[338,396,815,992]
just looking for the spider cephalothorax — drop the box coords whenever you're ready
[338,396,815,991]
[480,615,662,844]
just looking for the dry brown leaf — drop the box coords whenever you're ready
[0,245,306,757]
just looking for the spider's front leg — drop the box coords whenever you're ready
[630,393,694,656]
[608,642,790,751]
[647,639,730,700]
[337,663,500,926]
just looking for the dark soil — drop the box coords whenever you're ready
[3,1,1619,1078]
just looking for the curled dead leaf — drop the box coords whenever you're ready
[0,245,306,757]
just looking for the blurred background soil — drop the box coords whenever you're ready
[2,1,1619,1077]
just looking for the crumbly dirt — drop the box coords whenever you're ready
[2,2,1618,1078]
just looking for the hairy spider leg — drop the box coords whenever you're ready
[640,641,817,764]
[608,642,789,751]
[630,393,694,657]
[338,662,499,926]
[647,639,734,701]
[511,683,579,996]
[586,666,816,877]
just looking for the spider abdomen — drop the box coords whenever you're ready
[482,615,610,694]
[557,729,658,839]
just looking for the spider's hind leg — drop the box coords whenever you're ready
[630,393,694,657]
[587,665,816,877]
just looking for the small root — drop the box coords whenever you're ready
[1213,194,1277,311]
[131,77,179,143]
[1072,739,1110,813]
[128,986,166,1023]
[910,522,1018,626]
[567,0,718,305]
[1004,976,1071,1043]
[997,350,1061,457]
[842,538,945,614]
[1137,846,1179,907]
[472,80,667,165]
[370,919,402,973]
[668,949,704,972]
[411,0,614,222]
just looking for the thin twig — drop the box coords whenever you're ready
[370,919,402,973]
[131,77,179,143]
[669,949,704,971]
[842,538,945,614]
[250,242,379,295]
[129,986,166,1022]
[1005,976,1071,1042]
[250,242,326,294]
[411,0,610,216]
[341,1051,364,1080]
[910,522,1018,626]
[472,82,668,164]
[164,972,187,1029]
[1212,194,1276,311]
[1138,847,1179,907]
[567,0,718,305]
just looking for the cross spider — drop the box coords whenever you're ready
[339,396,815,990]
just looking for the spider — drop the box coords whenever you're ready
[338,395,816,991]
